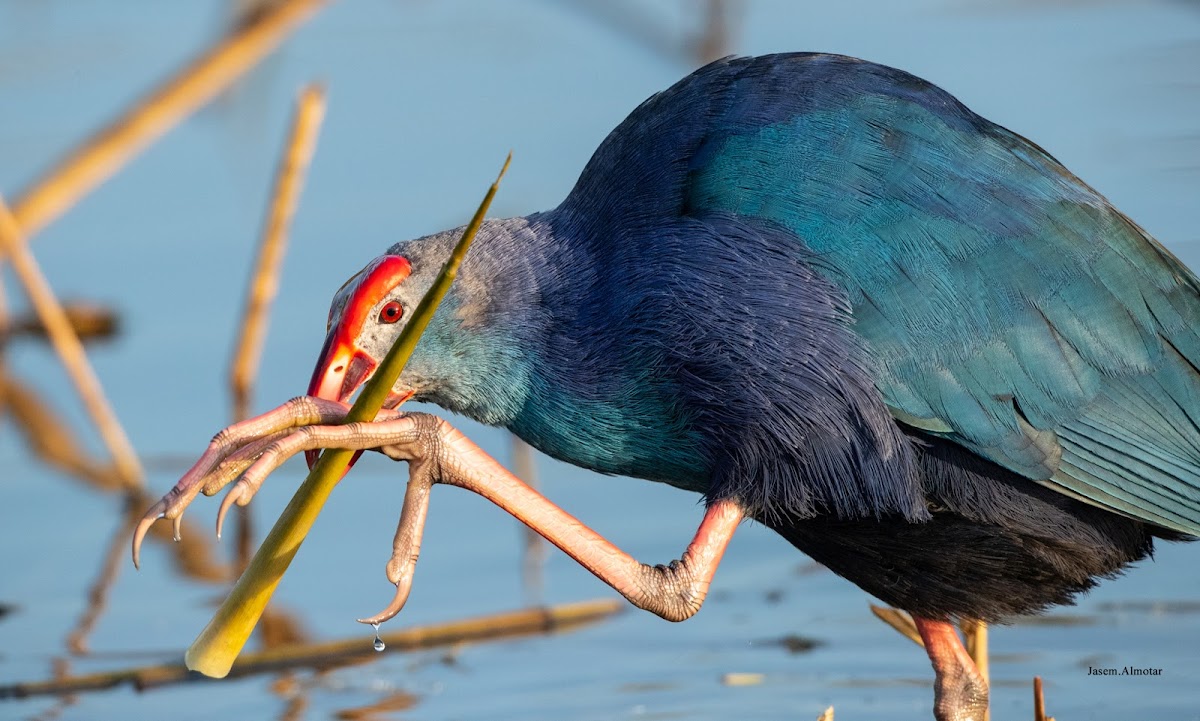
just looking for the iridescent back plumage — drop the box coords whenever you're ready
[561,52,1200,535]
[351,53,1198,619]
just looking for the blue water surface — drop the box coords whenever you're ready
[1,1,1199,719]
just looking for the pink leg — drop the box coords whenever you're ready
[914,617,990,721]
[134,409,743,626]
[429,419,742,622]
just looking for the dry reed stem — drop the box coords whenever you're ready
[0,598,622,699]
[227,83,326,581]
[230,83,327,423]
[7,0,331,240]
[0,368,228,582]
[869,604,923,647]
[0,197,142,487]
[234,504,256,577]
[696,0,736,64]
[0,270,8,421]
[1033,676,1046,721]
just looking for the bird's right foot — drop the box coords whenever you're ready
[914,617,989,721]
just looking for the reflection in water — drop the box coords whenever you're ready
[66,511,142,655]
[511,434,547,606]
[60,490,230,655]
[1094,599,1200,615]
[26,658,76,721]
[0,0,331,683]
[0,201,144,489]
[0,312,228,655]
[0,369,126,492]
[332,690,419,721]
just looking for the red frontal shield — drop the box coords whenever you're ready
[305,255,413,469]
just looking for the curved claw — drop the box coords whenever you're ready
[215,482,247,539]
[356,464,438,626]
[356,578,416,626]
[131,397,359,570]
[200,431,292,497]
[132,503,167,569]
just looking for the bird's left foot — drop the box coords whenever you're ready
[914,617,989,721]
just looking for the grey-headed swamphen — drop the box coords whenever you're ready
[135,54,1200,720]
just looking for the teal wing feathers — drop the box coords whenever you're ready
[684,54,1200,534]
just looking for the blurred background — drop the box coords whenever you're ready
[1,1,1199,719]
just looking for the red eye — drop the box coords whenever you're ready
[378,300,403,324]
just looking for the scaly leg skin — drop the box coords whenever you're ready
[130,396,400,566]
[914,617,990,721]
[132,405,743,627]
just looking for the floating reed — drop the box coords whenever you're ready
[1,599,621,699]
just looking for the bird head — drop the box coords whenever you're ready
[305,220,538,469]
[307,253,416,412]
[305,253,420,470]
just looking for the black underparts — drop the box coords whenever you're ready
[761,430,1190,622]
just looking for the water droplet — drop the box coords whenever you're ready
[372,622,385,652]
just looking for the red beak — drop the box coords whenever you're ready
[308,329,378,407]
[304,328,416,470]
[305,328,378,470]
[305,254,416,470]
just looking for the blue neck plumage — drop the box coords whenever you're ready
[400,213,710,489]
